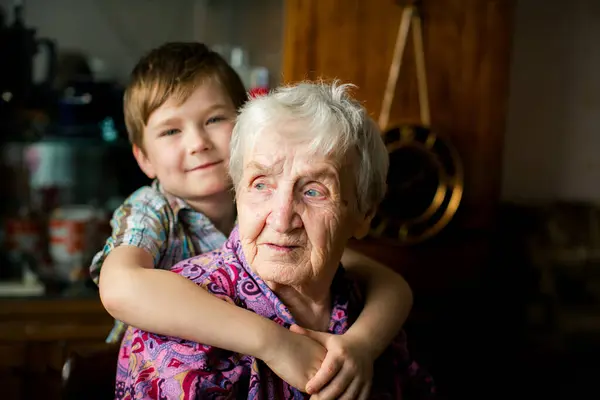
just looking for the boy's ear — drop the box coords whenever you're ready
[132,145,156,179]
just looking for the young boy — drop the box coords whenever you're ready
[91,42,413,399]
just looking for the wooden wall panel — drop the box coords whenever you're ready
[282,0,515,229]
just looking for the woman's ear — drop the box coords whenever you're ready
[353,210,375,239]
[132,144,156,179]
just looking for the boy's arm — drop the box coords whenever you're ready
[93,192,280,358]
[114,254,329,395]
[341,247,413,358]
[100,246,329,391]
[99,246,280,357]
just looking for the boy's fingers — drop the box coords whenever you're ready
[291,324,330,347]
[339,378,362,400]
[289,324,306,335]
[306,354,342,394]
[358,382,372,400]
[309,363,352,400]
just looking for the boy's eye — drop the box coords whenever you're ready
[207,116,227,125]
[161,128,180,136]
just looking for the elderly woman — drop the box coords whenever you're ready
[117,82,434,399]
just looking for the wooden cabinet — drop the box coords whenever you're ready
[0,297,113,400]
[282,0,515,230]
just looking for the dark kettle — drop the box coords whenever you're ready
[0,5,57,109]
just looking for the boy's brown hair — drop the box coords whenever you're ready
[124,42,248,149]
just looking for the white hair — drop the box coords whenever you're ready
[229,81,389,214]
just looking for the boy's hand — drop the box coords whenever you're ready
[261,326,327,391]
[290,324,374,400]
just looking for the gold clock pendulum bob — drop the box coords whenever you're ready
[371,4,464,245]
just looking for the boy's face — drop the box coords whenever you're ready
[134,81,236,202]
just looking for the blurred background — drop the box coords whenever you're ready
[1,0,599,399]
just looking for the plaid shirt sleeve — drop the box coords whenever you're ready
[89,187,171,285]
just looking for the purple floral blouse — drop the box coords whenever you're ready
[114,227,435,399]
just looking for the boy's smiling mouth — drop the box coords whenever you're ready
[186,161,223,172]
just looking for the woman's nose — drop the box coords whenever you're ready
[267,191,303,233]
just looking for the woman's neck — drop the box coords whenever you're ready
[187,191,236,235]
[272,285,332,331]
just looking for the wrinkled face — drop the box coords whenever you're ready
[134,81,236,201]
[236,124,367,289]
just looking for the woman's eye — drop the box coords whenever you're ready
[254,182,267,191]
[304,189,322,198]
[162,128,180,136]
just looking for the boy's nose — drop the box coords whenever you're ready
[187,129,213,154]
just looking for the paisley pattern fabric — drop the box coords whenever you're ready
[115,226,436,399]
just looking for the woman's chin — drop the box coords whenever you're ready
[254,262,305,287]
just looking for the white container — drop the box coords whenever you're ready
[230,47,251,89]
[25,141,75,189]
[49,205,97,281]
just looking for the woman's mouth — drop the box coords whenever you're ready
[265,243,299,252]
